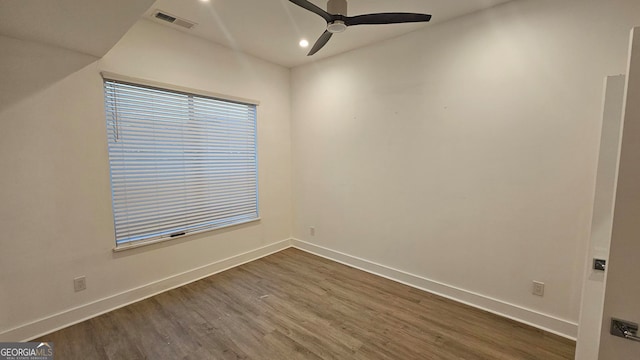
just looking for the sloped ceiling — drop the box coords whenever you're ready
[0,0,155,57]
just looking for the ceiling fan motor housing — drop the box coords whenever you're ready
[326,0,347,33]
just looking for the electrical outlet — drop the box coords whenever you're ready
[74,276,86,292]
[309,226,315,236]
[532,281,545,297]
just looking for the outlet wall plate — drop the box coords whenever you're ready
[73,276,86,292]
[532,281,545,296]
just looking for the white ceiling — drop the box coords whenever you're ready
[145,0,514,68]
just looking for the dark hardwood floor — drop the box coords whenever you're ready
[37,248,575,359]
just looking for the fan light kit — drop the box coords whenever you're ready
[288,0,432,56]
[327,21,347,33]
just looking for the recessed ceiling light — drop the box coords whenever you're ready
[299,39,309,48]
[199,0,210,3]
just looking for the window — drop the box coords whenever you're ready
[103,77,258,249]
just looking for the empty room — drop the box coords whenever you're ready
[2,0,640,359]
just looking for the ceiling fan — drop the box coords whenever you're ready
[289,0,432,56]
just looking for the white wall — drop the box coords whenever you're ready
[291,0,640,338]
[0,19,292,340]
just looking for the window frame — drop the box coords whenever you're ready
[101,72,260,251]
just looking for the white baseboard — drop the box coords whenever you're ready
[1,239,292,342]
[291,238,578,341]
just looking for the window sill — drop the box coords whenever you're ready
[112,217,261,252]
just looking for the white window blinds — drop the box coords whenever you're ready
[104,79,258,247]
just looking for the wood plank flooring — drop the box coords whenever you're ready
[37,248,575,359]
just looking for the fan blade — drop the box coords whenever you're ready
[288,0,332,23]
[345,13,431,26]
[308,30,333,56]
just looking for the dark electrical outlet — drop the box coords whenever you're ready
[593,258,606,271]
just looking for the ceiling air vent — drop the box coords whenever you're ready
[153,10,196,30]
